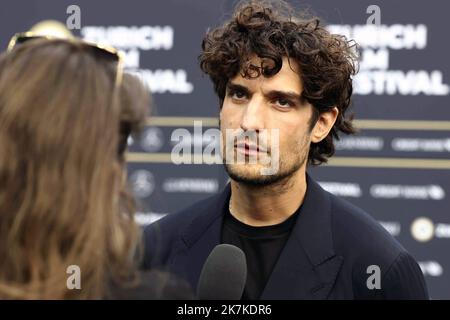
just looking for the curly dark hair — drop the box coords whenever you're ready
[199,0,358,165]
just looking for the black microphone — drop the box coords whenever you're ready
[197,244,247,300]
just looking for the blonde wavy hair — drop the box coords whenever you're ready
[0,38,149,299]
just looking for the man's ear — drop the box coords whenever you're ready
[311,107,339,143]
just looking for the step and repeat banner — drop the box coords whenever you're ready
[1,0,449,299]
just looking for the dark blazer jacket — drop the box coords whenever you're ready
[106,270,194,300]
[143,174,429,299]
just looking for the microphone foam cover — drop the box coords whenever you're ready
[197,244,247,300]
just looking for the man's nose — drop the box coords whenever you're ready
[240,96,266,132]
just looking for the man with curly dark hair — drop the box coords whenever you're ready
[144,0,429,300]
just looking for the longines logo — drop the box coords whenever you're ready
[163,178,219,193]
[318,182,362,198]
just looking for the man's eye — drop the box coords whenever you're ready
[274,98,293,108]
[231,91,246,100]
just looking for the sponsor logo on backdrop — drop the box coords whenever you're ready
[163,178,219,193]
[411,217,435,242]
[81,25,193,94]
[140,127,164,152]
[82,26,174,50]
[131,69,193,94]
[436,223,450,238]
[411,217,450,242]
[328,24,449,96]
[335,136,384,151]
[370,184,445,200]
[378,221,401,237]
[419,261,444,277]
[135,212,167,226]
[318,182,362,198]
[129,170,155,198]
[391,138,450,153]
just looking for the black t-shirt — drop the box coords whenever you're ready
[221,204,301,300]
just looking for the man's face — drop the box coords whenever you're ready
[220,56,315,186]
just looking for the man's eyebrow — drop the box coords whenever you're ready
[226,82,251,94]
[265,90,302,102]
[226,82,303,102]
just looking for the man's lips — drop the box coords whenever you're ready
[234,142,268,154]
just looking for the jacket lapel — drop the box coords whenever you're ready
[260,174,344,300]
[169,184,231,291]
[170,174,344,300]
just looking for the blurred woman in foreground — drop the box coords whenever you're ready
[0,35,191,299]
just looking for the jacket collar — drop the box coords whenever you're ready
[174,173,343,299]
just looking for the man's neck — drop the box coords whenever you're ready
[229,168,307,227]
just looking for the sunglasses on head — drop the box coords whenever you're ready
[7,32,124,89]
[8,32,131,157]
